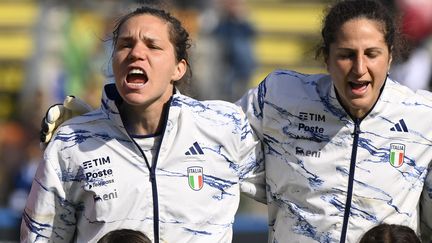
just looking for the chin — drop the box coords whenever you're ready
[120,93,149,105]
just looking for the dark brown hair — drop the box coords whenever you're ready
[97,229,152,243]
[315,0,405,61]
[359,224,421,243]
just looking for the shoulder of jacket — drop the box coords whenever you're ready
[415,89,432,103]
[176,94,241,112]
[259,69,328,99]
[174,94,245,122]
[59,108,105,131]
[386,79,432,105]
[263,69,325,88]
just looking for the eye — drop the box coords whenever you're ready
[338,52,355,59]
[364,48,384,59]
[116,40,133,49]
[149,44,160,50]
[365,51,380,58]
[147,43,162,50]
[121,42,132,49]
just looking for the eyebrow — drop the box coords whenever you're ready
[336,47,384,52]
[117,35,160,43]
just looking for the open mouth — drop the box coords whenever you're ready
[126,68,148,87]
[349,81,369,91]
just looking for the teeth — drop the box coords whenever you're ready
[128,68,144,75]
[128,82,144,87]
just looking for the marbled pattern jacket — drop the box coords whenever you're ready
[21,84,265,243]
[239,70,432,243]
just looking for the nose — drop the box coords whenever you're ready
[128,42,146,61]
[352,54,367,76]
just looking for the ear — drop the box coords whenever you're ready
[388,54,393,70]
[324,55,330,72]
[388,47,393,71]
[171,59,187,82]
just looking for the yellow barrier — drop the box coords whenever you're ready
[0,2,38,28]
[0,33,33,60]
[249,3,325,34]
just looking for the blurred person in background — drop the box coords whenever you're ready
[0,122,27,234]
[212,0,257,102]
[8,138,42,214]
[185,0,258,102]
[22,5,264,243]
[389,0,432,91]
[0,122,26,207]
[0,121,41,240]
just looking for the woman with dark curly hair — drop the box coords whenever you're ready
[240,0,432,242]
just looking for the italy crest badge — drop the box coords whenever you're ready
[188,166,204,190]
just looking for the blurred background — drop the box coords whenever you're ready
[0,0,431,242]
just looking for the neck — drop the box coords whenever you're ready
[119,101,168,136]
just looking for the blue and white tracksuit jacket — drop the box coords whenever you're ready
[239,70,432,243]
[21,84,265,243]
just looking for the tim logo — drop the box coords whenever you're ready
[188,166,203,191]
[82,156,111,169]
[299,112,326,122]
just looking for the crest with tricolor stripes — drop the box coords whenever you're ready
[389,143,405,167]
[187,166,204,190]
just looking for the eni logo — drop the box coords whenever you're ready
[94,189,118,202]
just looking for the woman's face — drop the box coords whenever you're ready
[112,14,186,108]
[326,18,392,118]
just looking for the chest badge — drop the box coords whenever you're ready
[389,143,405,167]
[188,166,204,191]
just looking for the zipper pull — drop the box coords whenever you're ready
[355,123,361,135]
[352,119,361,136]
[149,171,155,182]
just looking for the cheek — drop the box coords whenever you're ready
[327,56,342,72]
[372,73,386,88]
[111,56,123,75]
[112,50,127,65]
[332,78,345,95]
[328,63,344,81]
[164,60,180,79]
[329,64,349,90]
[333,59,350,72]
[374,60,390,76]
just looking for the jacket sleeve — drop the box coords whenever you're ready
[237,83,267,204]
[420,163,432,242]
[236,82,265,141]
[20,154,77,242]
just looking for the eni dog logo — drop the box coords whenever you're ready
[187,166,203,191]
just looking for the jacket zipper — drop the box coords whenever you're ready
[129,97,173,243]
[339,118,361,243]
